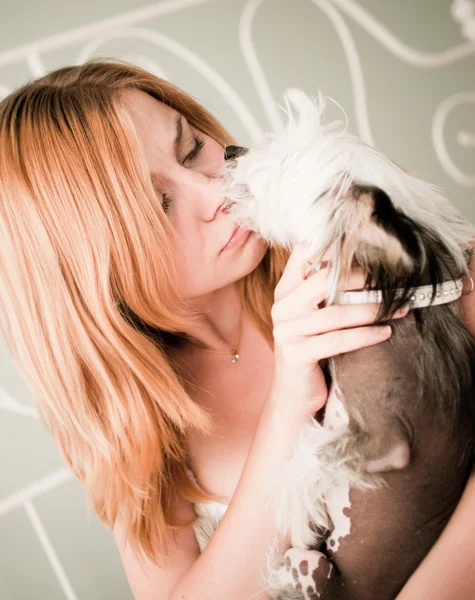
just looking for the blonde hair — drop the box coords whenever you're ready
[0,58,290,566]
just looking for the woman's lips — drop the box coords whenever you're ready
[222,226,252,251]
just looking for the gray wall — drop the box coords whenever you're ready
[1,1,474,598]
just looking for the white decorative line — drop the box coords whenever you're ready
[120,54,169,81]
[334,0,475,67]
[0,386,38,419]
[433,92,475,187]
[24,501,79,600]
[240,0,375,144]
[0,469,73,517]
[0,1,262,141]
[312,0,374,145]
[76,26,262,141]
[240,0,475,179]
[451,0,475,42]
[26,52,45,78]
[0,83,11,98]
[240,0,284,134]
[0,0,215,68]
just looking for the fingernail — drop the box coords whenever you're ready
[395,306,409,317]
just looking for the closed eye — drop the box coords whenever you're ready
[183,134,205,164]
[162,193,173,213]
[161,134,206,213]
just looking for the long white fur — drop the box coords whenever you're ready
[218,89,474,305]
[263,414,379,550]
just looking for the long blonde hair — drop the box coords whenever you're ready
[0,58,290,566]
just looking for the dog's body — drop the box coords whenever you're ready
[191,91,475,599]
[269,305,475,599]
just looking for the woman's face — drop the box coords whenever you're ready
[121,89,268,300]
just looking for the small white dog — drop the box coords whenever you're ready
[195,91,475,600]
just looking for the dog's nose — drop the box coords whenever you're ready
[224,145,249,161]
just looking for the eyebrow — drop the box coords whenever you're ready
[150,114,183,189]
[173,114,183,158]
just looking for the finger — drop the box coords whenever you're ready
[303,248,334,279]
[273,266,368,323]
[274,242,318,301]
[303,323,393,362]
[304,303,408,337]
[276,301,408,342]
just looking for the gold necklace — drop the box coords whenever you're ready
[185,309,243,364]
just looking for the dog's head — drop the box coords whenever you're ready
[218,90,474,316]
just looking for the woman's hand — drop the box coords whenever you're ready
[269,242,409,421]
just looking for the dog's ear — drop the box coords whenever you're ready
[339,185,421,280]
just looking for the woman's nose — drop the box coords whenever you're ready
[224,145,249,161]
[190,174,230,220]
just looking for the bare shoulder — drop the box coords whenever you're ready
[113,493,199,600]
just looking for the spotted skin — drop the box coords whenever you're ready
[272,547,338,600]
[322,383,353,554]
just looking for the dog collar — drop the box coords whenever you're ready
[334,278,464,309]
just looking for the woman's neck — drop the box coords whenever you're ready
[177,282,245,352]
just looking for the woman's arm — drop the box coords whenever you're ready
[396,238,475,599]
[114,396,308,600]
[169,399,309,600]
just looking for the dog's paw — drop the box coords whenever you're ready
[271,547,334,600]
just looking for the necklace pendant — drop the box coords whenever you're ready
[231,349,240,364]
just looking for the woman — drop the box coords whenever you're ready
[0,59,473,600]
